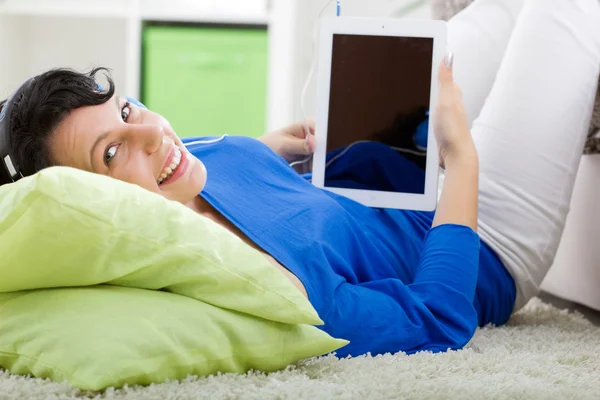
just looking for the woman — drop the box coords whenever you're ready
[1,0,599,358]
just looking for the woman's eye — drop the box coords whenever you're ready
[104,144,119,166]
[121,102,131,122]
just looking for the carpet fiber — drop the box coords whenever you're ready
[1,298,599,400]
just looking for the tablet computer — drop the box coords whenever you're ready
[311,17,447,211]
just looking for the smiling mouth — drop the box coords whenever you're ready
[157,146,182,185]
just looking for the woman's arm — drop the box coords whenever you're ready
[432,54,479,231]
[433,148,478,230]
[322,224,480,357]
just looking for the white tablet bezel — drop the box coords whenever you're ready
[311,17,447,211]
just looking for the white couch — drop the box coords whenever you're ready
[541,155,600,311]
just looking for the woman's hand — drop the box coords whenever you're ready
[259,120,316,163]
[432,53,479,231]
[434,54,476,169]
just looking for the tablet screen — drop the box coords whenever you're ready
[325,34,433,195]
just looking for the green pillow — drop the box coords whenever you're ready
[0,166,320,325]
[0,285,347,391]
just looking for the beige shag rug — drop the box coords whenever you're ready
[1,298,599,400]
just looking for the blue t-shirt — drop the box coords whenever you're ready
[184,136,516,357]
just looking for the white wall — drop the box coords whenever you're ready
[0,15,27,96]
[24,16,128,91]
[0,14,128,99]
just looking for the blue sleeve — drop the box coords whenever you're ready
[323,224,480,357]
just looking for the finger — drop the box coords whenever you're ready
[283,136,312,158]
[302,119,315,138]
[305,133,316,153]
[289,120,315,139]
[438,52,454,87]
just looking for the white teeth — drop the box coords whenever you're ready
[157,145,183,185]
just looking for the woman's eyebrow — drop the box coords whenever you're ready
[89,96,121,171]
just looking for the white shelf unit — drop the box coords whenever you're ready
[0,0,268,20]
[0,0,133,18]
[0,0,429,133]
[0,0,268,101]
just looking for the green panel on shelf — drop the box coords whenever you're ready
[142,25,268,138]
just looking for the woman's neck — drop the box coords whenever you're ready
[186,195,230,227]
[186,195,212,217]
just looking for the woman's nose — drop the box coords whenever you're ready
[129,124,165,154]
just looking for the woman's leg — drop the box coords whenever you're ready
[447,0,526,125]
[473,0,600,311]
[438,0,527,200]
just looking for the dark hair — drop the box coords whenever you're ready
[0,67,115,180]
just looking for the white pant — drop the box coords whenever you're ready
[443,0,600,311]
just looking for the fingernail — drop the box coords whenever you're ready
[445,52,454,69]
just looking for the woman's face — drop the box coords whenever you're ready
[49,96,207,205]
